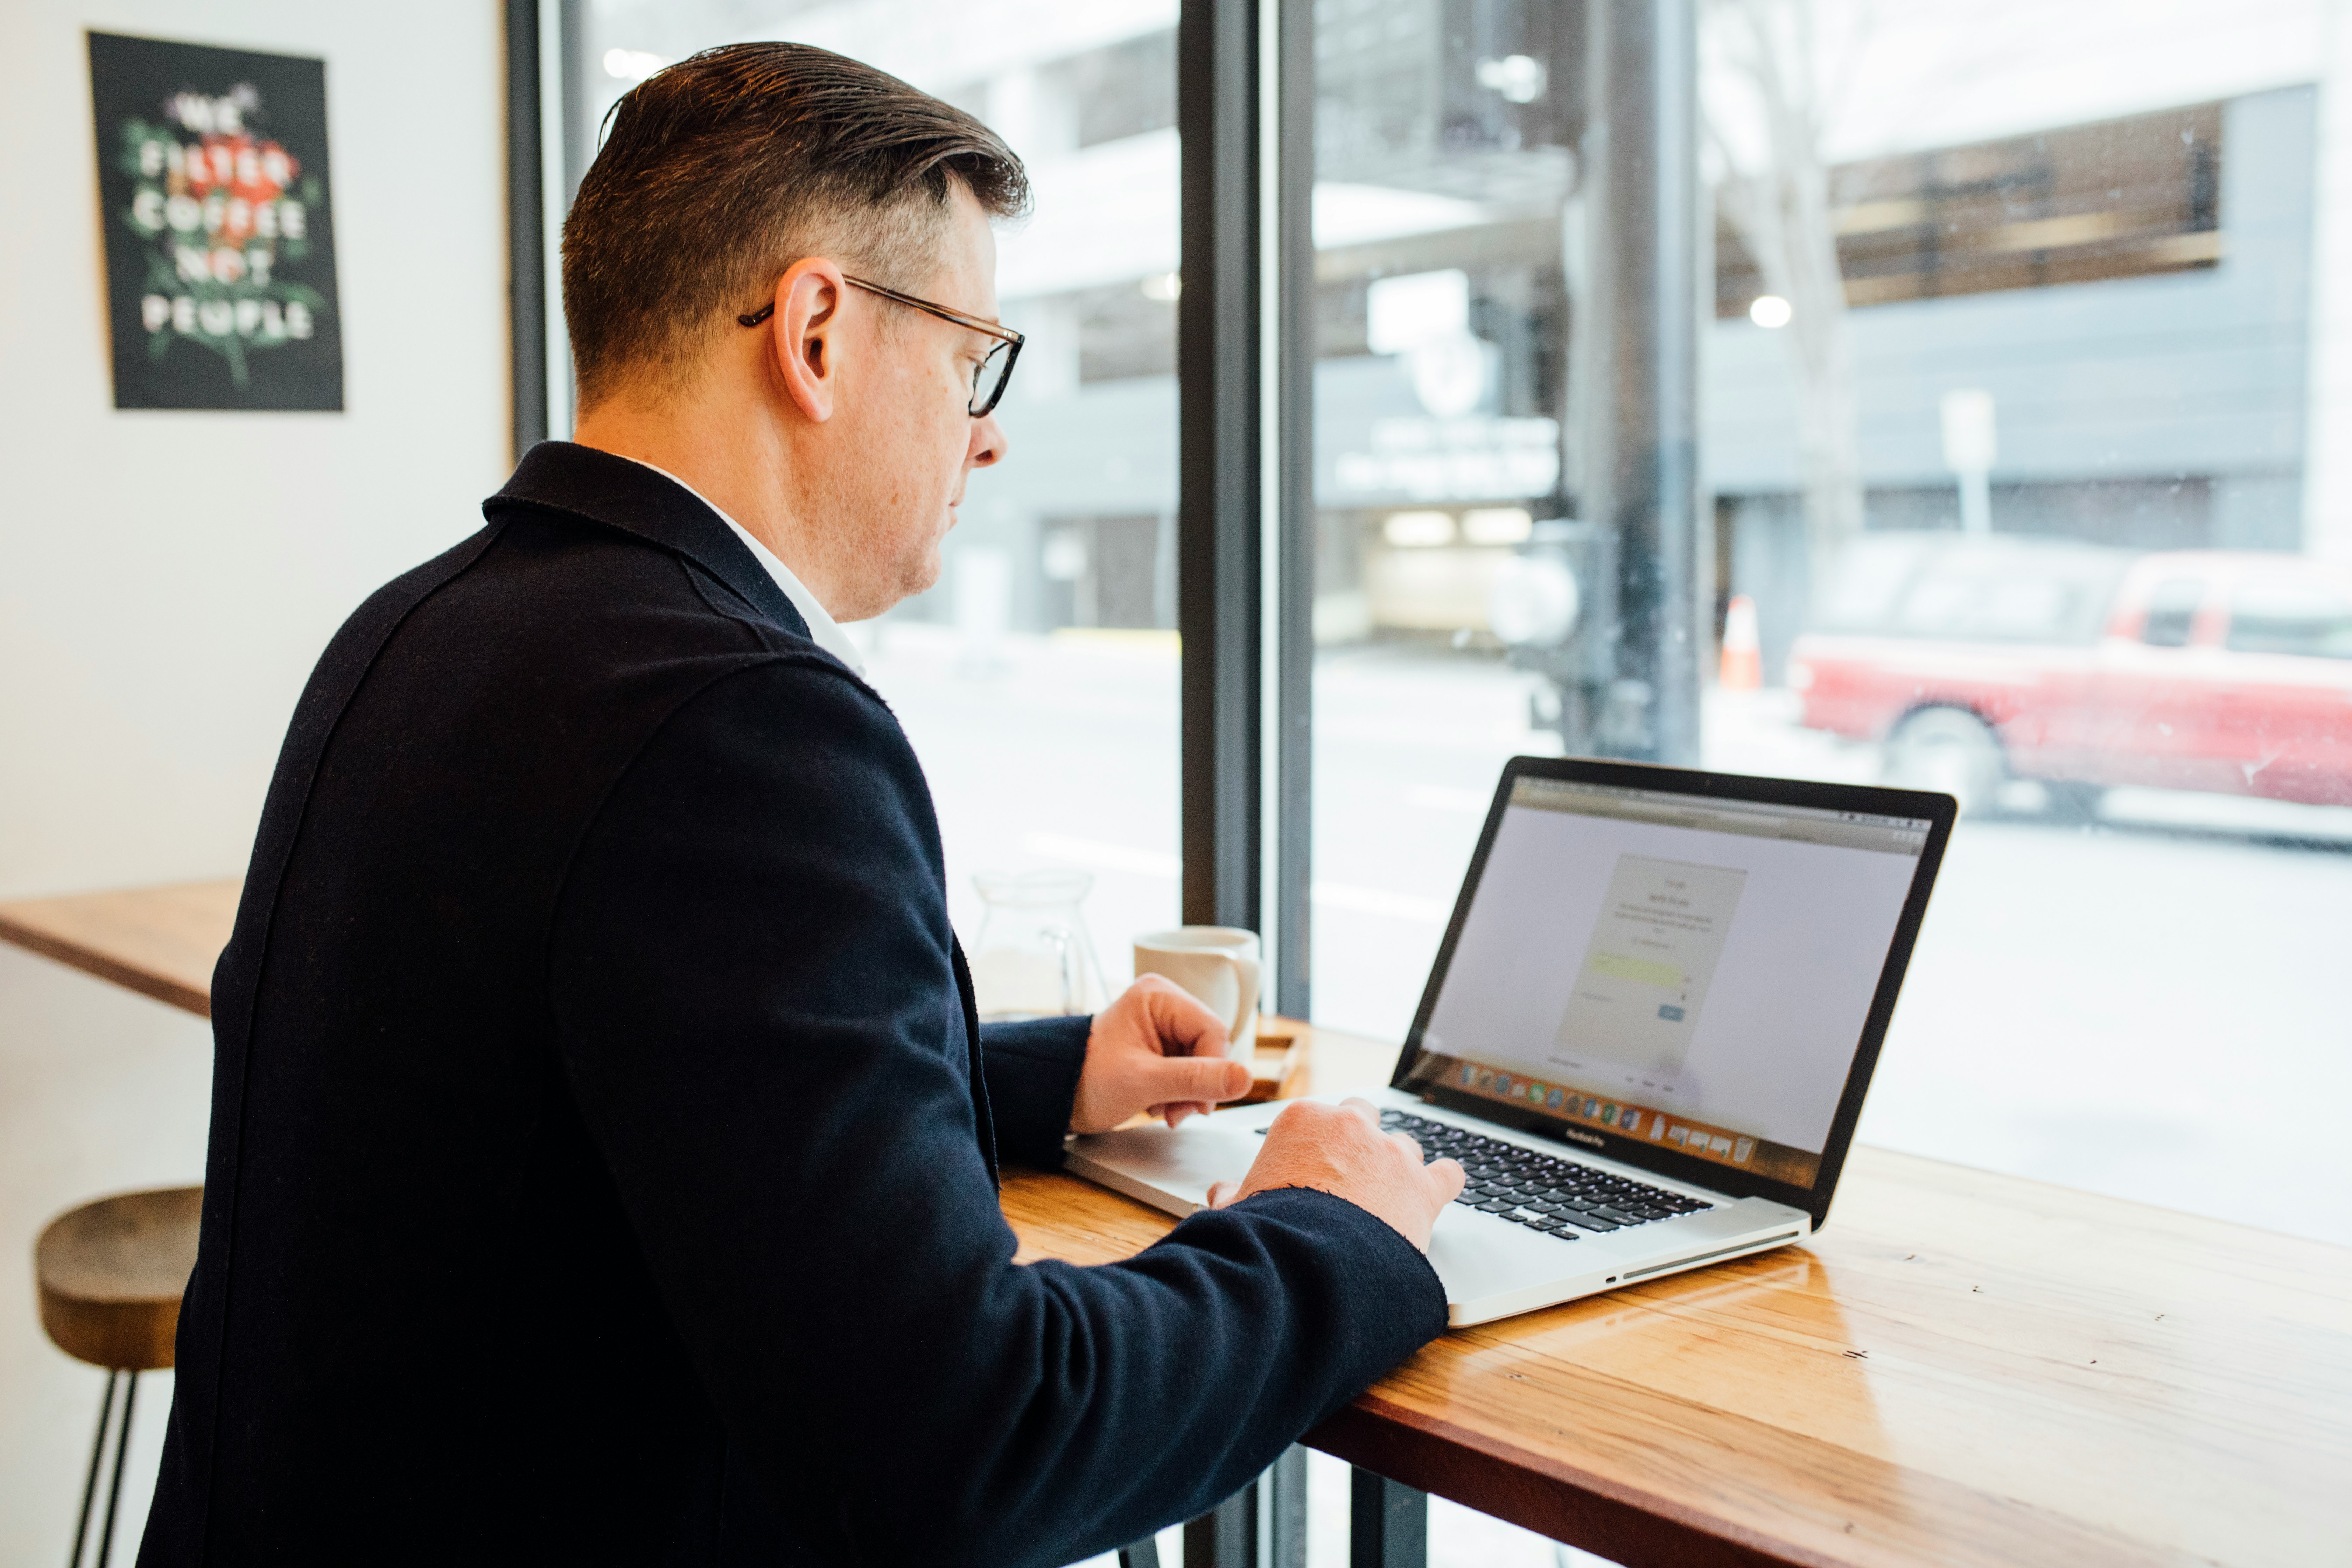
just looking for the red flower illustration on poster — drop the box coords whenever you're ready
[118,83,328,388]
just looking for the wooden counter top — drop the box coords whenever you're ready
[1007,1112,2352,1566]
[8,879,2347,1562]
[0,877,240,1017]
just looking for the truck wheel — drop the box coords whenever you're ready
[1885,707,2005,816]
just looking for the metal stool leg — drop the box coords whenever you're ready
[1116,1537,1162,1568]
[68,1371,122,1568]
[94,1372,139,1568]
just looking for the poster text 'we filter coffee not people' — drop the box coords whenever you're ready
[88,31,343,412]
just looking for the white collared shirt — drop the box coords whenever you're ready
[612,454,867,677]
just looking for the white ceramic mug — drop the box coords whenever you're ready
[1133,927,1261,1060]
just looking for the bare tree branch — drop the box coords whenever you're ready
[1703,0,1865,605]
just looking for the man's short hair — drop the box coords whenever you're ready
[562,42,1029,409]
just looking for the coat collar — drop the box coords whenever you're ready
[484,441,812,642]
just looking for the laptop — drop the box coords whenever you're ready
[1066,756,1954,1326]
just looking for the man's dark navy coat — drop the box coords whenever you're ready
[138,443,1446,1566]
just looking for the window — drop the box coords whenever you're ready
[1702,22,2347,1257]
[1715,102,2224,317]
[1305,0,1581,1040]
[2226,578,2352,658]
[2140,577,2206,648]
[565,3,1182,999]
[1049,29,1177,150]
[557,0,2349,1325]
[1878,540,2128,644]
[531,5,2352,1561]
[1301,1,2351,1261]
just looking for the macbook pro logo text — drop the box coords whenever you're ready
[1560,1127,1602,1149]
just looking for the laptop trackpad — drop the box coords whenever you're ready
[1426,1204,1585,1299]
[1064,1122,1265,1216]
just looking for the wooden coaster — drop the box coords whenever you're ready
[1238,1016,1310,1103]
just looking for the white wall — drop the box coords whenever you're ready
[0,2,510,1556]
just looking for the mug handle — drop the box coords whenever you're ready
[1223,953,1261,1044]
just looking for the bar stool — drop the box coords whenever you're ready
[36,1186,202,1568]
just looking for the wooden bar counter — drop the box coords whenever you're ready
[7,879,2348,1564]
[0,878,238,1017]
[1010,1137,2352,1566]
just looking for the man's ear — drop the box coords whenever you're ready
[767,257,846,423]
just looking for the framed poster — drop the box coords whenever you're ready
[88,31,343,411]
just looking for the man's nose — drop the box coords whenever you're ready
[967,410,1008,469]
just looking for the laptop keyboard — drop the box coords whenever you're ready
[1381,1110,1713,1240]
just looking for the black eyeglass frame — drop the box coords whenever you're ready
[737,276,1024,417]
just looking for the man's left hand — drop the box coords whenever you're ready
[1069,975,1253,1134]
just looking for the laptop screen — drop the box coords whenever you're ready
[1396,765,1945,1203]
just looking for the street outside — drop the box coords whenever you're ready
[863,620,2352,1254]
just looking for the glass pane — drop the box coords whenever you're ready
[2225,575,2352,657]
[572,3,1181,996]
[1723,11,2351,1250]
[1307,0,1580,1039]
[1307,2,2352,1250]
[2138,576,2207,646]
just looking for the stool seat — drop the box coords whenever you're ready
[37,1187,202,1373]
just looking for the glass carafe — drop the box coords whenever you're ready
[968,869,1110,1021]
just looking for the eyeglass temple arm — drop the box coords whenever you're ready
[738,288,1016,345]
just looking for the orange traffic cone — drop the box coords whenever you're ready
[1720,595,1762,690]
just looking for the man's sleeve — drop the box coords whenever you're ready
[546,659,1447,1568]
[977,1016,1090,1168]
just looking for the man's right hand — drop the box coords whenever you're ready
[1205,1098,1465,1252]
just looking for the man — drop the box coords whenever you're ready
[142,42,1461,1567]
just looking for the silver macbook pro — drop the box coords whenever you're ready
[1066,756,1954,1326]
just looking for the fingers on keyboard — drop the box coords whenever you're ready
[1381,1108,1711,1234]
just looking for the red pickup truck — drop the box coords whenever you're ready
[1786,534,2352,814]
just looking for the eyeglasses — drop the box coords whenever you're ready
[738,276,1023,417]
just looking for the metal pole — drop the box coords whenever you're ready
[1582,0,1702,765]
[1266,1445,1308,1567]
[504,0,547,461]
[1183,1483,1257,1568]
[1270,0,1314,1016]
[68,1371,121,1568]
[1178,0,1263,933]
[94,1373,138,1568]
[1348,1466,1427,1568]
